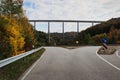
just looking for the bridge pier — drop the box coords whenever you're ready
[33,21,36,30]
[92,22,94,27]
[77,22,79,33]
[48,22,50,43]
[62,22,64,39]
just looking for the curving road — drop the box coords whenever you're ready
[20,46,120,80]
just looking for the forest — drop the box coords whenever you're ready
[0,0,35,59]
[76,18,120,45]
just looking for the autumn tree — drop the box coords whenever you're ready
[108,27,120,44]
[18,17,35,51]
[0,0,36,59]
[0,16,25,58]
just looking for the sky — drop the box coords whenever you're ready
[23,0,120,33]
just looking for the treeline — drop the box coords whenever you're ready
[76,18,120,45]
[0,0,35,59]
[51,32,77,45]
[33,17,120,46]
[35,31,78,46]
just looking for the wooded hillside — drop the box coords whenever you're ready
[76,18,120,45]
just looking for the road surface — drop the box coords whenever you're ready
[20,46,120,80]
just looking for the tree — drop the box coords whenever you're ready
[0,0,36,59]
[92,33,108,44]
[108,27,118,44]
[0,16,25,57]
[35,31,48,46]
[0,0,23,18]
[18,17,35,51]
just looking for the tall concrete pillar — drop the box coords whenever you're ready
[48,22,50,43]
[77,22,79,33]
[33,21,36,30]
[92,22,94,27]
[62,22,64,39]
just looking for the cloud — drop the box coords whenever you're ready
[23,0,120,32]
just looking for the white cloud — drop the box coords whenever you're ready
[23,0,120,32]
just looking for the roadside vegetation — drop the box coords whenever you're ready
[0,1,46,79]
[0,48,45,80]
[0,0,37,59]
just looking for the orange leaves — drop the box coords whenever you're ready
[9,36,18,56]
[0,15,35,57]
[18,37,25,50]
[0,16,26,56]
[6,26,19,37]
[108,27,120,44]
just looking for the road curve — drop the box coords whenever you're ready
[20,46,120,80]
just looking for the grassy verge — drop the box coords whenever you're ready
[0,48,45,80]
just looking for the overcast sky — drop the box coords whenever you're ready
[23,0,120,33]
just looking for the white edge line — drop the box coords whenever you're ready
[20,57,41,80]
[96,51,120,71]
[116,51,120,58]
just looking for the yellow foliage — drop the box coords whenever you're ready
[9,36,18,56]
[17,37,25,50]
[1,16,25,56]
[17,50,25,55]
[6,26,20,37]
[0,16,35,57]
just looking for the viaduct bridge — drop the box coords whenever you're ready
[29,20,105,43]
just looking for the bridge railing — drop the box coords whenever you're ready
[0,47,42,68]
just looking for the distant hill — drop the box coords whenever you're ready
[84,18,120,36]
[77,17,120,44]
[36,18,120,46]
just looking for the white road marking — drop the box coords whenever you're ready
[20,54,45,80]
[116,51,120,58]
[96,51,120,71]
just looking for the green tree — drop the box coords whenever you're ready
[76,32,93,45]
[35,31,48,46]
[92,33,108,44]
[0,0,23,18]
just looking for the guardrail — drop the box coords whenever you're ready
[0,47,42,68]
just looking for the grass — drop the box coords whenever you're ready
[0,48,45,80]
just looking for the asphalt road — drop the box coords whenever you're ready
[20,46,120,80]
